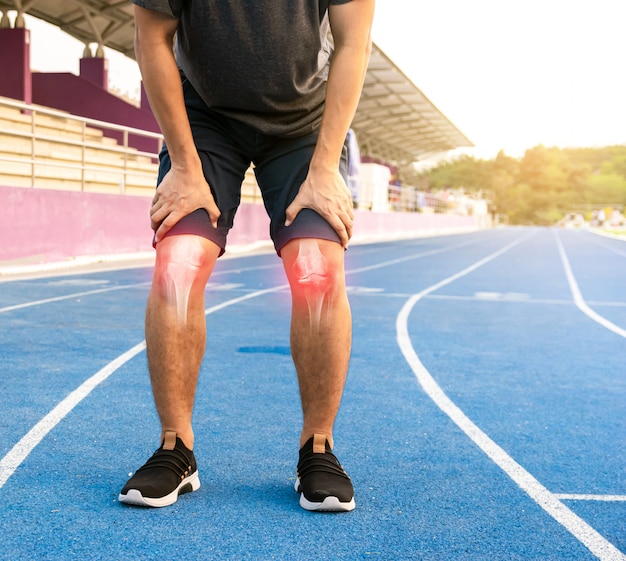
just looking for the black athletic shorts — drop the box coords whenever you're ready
[156,76,348,256]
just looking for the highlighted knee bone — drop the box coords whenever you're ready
[291,239,334,331]
[160,236,207,327]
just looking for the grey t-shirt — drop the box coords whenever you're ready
[131,0,352,137]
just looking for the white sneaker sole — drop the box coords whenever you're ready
[294,476,355,512]
[119,470,200,508]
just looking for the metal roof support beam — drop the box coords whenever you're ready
[0,2,473,165]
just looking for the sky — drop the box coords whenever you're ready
[21,1,626,161]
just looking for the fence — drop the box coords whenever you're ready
[0,96,165,194]
[0,96,265,202]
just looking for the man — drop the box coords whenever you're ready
[119,0,374,511]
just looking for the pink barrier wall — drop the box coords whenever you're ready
[0,186,153,263]
[353,209,478,241]
[229,204,481,248]
[0,185,478,266]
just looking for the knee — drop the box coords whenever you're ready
[153,235,216,296]
[284,238,344,297]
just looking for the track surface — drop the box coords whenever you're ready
[0,227,624,560]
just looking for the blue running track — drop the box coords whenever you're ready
[0,227,624,560]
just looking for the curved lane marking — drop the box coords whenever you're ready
[0,234,489,490]
[555,231,626,339]
[0,285,286,489]
[396,232,625,561]
[0,235,480,488]
[0,232,530,492]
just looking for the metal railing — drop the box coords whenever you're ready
[0,96,163,193]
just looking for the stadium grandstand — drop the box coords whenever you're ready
[0,1,487,267]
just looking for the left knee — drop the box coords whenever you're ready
[284,238,344,297]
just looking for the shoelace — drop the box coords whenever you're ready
[297,449,351,481]
[135,447,193,480]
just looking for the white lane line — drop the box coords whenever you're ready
[587,301,626,309]
[0,343,145,489]
[0,234,485,314]
[555,231,626,339]
[0,241,463,314]
[0,232,533,491]
[0,283,151,314]
[0,262,280,314]
[345,238,478,275]
[0,235,482,488]
[396,234,626,561]
[0,284,287,490]
[428,294,626,307]
[586,231,626,258]
[0,261,280,314]
[555,494,626,502]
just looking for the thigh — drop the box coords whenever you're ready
[156,79,251,255]
[253,132,349,255]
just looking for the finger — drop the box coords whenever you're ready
[150,203,168,227]
[328,216,349,248]
[343,200,354,222]
[344,217,353,242]
[284,200,303,227]
[205,205,221,229]
[153,212,179,243]
[153,221,166,244]
[336,208,354,246]
[341,206,354,240]
[338,228,349,248]
[150,201,161,218]
[150,211,161,231]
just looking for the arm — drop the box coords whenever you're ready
[285,0,374,247]
[134,5,220,243]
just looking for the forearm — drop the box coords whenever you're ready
[133,6,220,238]
[311,46,370,170]
[312,1,374,171]
[134,11,198,169]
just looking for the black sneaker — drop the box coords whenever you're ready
[295,434,355,512]
[118,431,200,507]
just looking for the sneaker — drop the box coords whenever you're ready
[295,433,355,512]
[118,431,200,507]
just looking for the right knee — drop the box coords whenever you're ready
[152,235,217,301]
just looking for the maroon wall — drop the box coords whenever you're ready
[31,72,160,154]
[0,27,32,103]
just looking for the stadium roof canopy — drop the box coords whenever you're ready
[0,0,473,166]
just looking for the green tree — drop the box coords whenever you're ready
[426,154,492,192]
[587,173,626,205]
[489,151,518,217]
[418,144,626,225]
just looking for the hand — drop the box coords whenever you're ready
[285,166,354,247]
[150,164,221,243]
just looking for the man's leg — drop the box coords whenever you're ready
[146,234,221,449]
[281,237,355,511]
[281,237,351,447]
[119,234,220,507]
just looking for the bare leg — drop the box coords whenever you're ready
[281,238,352,449]
[145,234,220,450]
